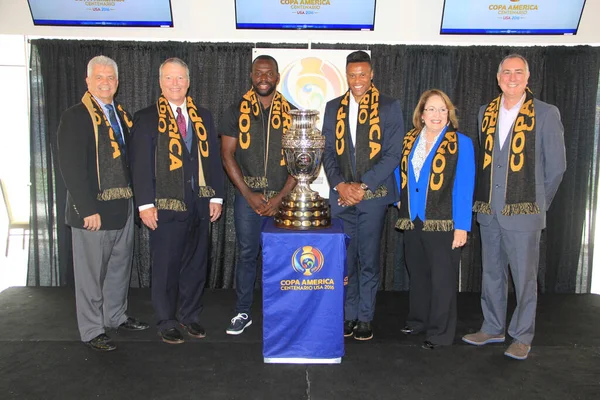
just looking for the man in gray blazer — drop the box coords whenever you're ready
[462,54,566,360]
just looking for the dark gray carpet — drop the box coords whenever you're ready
[0,288,598,400]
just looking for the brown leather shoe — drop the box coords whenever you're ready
[86,333,116,352]
[462,331,505,346]
[504,342,531,360]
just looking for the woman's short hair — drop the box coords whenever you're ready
[412,89,459,132]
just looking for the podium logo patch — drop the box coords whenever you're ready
[292,246,324,276]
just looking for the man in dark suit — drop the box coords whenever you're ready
[57,55,149,352]
[129,57,224,344]
[322,51,404,341]
[462,54,566,360]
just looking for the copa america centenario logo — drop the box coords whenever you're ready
[280,57,346,112]
[292,245,324,276]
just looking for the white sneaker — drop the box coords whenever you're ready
[225,313,252,335]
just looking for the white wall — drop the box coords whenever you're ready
[1,0,599,46]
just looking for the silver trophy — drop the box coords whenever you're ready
[275,109,331,230]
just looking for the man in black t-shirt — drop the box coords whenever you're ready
[220,55,296,335]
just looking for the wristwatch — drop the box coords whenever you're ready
[360,182,368,191]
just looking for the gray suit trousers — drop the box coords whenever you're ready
[71,202,134,342]
[480,215,541,345]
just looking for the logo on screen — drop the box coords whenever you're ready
[279,57,346,112]
[292,246,324,276]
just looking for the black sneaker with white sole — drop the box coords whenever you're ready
[226,313,252,335]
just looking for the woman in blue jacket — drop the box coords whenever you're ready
[395,89,475,349]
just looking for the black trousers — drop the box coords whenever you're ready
[403,218,460,345]
[335,204,387,322]
[150,198,210,331]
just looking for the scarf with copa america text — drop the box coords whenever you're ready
[81,91,133,201]
[473,88,538,216]
[396,126,459,231]
[335,84,387,200]
[154,95,214,212]
[236,88,291,198]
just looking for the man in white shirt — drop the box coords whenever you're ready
[322,51,404,340]
[463,54,566,360]
[57,55,149,351]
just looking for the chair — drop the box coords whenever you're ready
[0,179,30,257]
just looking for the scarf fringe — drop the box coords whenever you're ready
[473,201,493,214]
[363,185,388,200]
[244,176,268,189]
[395,218,414,231]
[97,187,133,201]
[423,219,454,232]
[501,202,540,216]
[156,198,187,212]
[198,186,216,198]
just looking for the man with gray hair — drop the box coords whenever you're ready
[462,54,566,360]
[57,55,149,352]
[130,58,224,344]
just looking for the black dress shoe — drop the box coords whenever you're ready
[421,340,438,350]
[344,320,357,337]
[400,325,416,335]
[354,321,373,341]
[159,328,184,344]
[182,322,206,339]
[119,317,150,331]
[86,333,116,352]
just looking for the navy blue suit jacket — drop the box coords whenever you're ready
[322,92,404,216]
[129,102,225,223]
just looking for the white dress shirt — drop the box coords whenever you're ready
[498,93,526,149]
[92,95,125,144]
[349,94,359,153]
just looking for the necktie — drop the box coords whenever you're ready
[177,107,187,139]
[105,104,126,156]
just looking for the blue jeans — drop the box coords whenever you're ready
[233,194,268,315]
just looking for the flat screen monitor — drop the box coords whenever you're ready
[235,0,376,31]
[27,0,174,27]
[440,0,586,35]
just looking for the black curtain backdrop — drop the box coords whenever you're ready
[28,39,600,293]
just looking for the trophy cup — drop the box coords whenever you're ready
[275,109,331,230]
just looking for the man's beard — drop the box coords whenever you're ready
[253,83,276,97]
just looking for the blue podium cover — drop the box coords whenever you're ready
[261,218,348,364]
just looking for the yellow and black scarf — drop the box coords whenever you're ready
[237,88,291,198]
[81,91,133,201]
[335,84,387,200]
[473,88,539,216]
[396,126,459,231]
[155,95,214,212]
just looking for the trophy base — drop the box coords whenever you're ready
[274,196,331,230]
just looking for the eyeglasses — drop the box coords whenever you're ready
[424,107,449,114]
